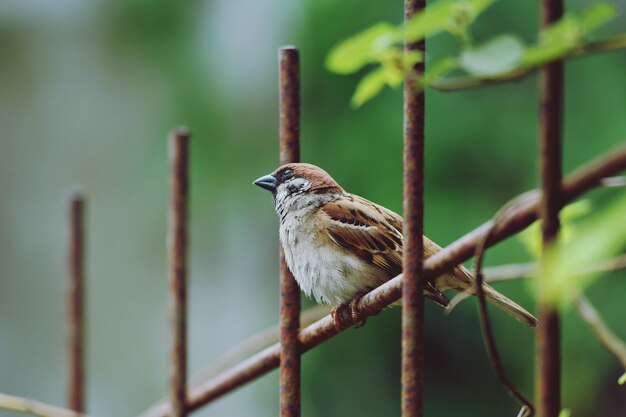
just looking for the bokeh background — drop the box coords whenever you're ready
[1,0,625,416]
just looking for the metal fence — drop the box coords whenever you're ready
[5,1,626,417]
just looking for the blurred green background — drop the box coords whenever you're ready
[1,0,625,416]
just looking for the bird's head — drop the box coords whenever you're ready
[253,163,343,198]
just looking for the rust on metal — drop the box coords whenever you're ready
[537,1,564,416]
[168,128,190,417]
[278,46,302,417]
[68,192,86,412]
[141,144,626,417]
[402,0,426,416]
[280,47,300,166]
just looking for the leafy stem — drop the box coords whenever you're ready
[429,34,626,92]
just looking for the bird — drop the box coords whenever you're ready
[254,162,537,329]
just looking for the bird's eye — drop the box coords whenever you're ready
[283,169,293,176]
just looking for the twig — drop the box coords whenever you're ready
[0,393,92,417]
[573,293,626,370]
[472,200,534,417]
[447,253,626,312]
[601,176,626,188]
[430,35,626,92]
[483,253,626,283]
[136,144,626,417]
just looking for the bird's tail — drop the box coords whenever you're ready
[480,284,538,328]
[450,265,538,328]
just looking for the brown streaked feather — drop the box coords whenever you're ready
[321,194,450,307]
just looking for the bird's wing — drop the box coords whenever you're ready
[321,194,450,307]
[321,194,404,276]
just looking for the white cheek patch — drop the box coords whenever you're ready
[288,178,310,192]
[274,178,313,216]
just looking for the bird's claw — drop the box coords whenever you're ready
[331,305,347,332]
[331,291,369,331]
[350,290,368,328]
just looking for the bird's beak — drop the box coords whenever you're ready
[253,174,277,192]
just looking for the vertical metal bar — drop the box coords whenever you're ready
[402,0,426,416]
[68,192,86,413]
[278,46,301,417]
[537,0,563,416]
[168,128,190,417]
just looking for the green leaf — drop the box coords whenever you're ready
[619,372,626,385]
[381,62,404,87]
[454,0,498,27]
[405,1,457,41]
[403,50,423,69]
[523,14,581,67]
[459,35,524,76]
[421,56,458,86]
[542,194,626,305]
[558,410,571,417]
[405,0,497,42]
[518,199,592,260]
[541,14,582,45]
[580,2,617,35]
[326,22,396,74]
[350,68,388,108]
[466,0,497,16]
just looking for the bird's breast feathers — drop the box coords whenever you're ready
[278,193,400,304]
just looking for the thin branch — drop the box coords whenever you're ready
[430,35,626,92]
[0,393,92,417]
[447,253,626,314]
[156,251,625,417]
[573,293,626,370]
[483,253,626,283]
[472,201,534,417]
[483,263,537,283]
[136,143,626,417]
[601,176,626,188]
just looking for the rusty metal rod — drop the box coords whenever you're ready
[402,0,426,416]
[68,192,86,413]
[0,392,93,417]
[139,144,626,417]
[168,128,190,417]
[278,46,301,417]
[537,1,564,416]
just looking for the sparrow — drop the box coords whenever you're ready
[254,163,537,329]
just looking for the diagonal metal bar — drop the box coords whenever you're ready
[138,144,626,417]
[0,392,93,417]
[168,128,190,417]
[537,1,564,416]
[68,192,86,413]
[278,46,301,417]
[402,0,426,415]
